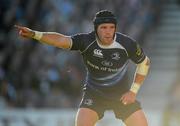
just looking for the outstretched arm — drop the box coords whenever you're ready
[120,56,150,105]
[15,25,72,49]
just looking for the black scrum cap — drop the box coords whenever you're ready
[93,10,117,31]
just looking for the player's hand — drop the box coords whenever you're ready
[120,91,137,105]
[14,25,35,38]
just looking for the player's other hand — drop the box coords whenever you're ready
[120,91,137,105]
[14,25,35,38]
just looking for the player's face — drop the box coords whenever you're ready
[97,23,116,45]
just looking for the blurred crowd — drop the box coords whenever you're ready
[162,48,180,126]
[0,0,163,109]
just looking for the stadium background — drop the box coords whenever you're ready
[0,0,180,126]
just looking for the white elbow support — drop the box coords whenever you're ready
[136,57,150,76]
[32,31,43,40]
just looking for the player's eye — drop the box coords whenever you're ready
[107,25,115,29]
[100,26,107,29]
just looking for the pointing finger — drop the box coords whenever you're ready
[14,25,26,31]
[14,25,21,29]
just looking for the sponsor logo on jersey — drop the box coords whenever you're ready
[93,49,103,58]
[101,60,113,67]
[111,52,120,60]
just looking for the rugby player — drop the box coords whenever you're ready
[15,10,150,126]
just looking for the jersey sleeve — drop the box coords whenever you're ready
[126,39,146,64]
[70,33,86,52]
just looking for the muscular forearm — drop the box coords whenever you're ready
[32,31,72,49]
[134,74,146,85]
[130,56,150,94]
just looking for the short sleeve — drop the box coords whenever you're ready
[127,39,146,64]
[70,33,86,52]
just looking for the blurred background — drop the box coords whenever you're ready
[0,0,180,125]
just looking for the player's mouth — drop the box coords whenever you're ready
[105,37,113,40]
[105,36,112,38]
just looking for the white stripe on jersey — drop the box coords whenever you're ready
[81,40,96,54]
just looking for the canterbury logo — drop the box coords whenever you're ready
[93,49,103,58]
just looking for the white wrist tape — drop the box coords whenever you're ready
[130,83,141,94]
[32,31,43,40]
[136,57,149,76]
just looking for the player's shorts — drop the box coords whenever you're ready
[79,89,142,122]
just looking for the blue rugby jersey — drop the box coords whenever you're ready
[71,31,146,99]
